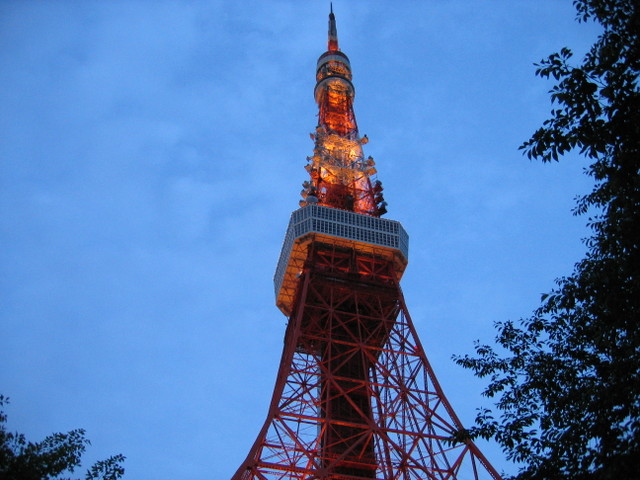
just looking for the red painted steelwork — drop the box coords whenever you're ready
[231,242,501,479]
[231,8,502,480]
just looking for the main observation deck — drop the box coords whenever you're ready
[274,204,409,315]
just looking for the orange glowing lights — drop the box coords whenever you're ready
[301,16,387,217]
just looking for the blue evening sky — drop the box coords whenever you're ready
[1,1,600,478]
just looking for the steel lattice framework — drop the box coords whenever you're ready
[231,8,502,480]
[232,243,501,480]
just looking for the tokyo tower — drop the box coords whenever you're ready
[232,9,502,480]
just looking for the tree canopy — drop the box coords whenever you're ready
[0,396,125,480]
[456,1,640,479]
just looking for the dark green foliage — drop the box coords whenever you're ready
[455,1,640,479]
[0,396,125,480]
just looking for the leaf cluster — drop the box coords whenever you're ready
[456,1,640,479]
[0,396,125,480]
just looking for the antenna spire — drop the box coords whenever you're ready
[328,4,338,51]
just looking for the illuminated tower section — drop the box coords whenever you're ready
[302,10,383,218]
[232,10,502,480]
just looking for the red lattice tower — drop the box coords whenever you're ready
[232,9,502,480]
